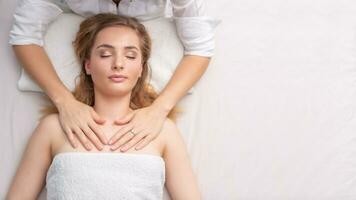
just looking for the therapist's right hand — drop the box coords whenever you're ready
[56,95,107,150]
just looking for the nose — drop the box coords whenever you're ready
[112,55,124,70]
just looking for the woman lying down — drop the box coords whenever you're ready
[7,13,201,200]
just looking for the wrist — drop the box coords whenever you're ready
[152,97,174,116]
[52,90,75,108]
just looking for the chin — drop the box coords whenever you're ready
[108,86,133,96]
[95,84,132,97]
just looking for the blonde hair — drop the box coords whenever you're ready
[42,13,180,121]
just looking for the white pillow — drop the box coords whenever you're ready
[18,13,194,94]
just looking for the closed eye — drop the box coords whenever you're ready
[100,55,111,58]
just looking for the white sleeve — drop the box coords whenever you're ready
[9,0,63,46]
[170,0,220,57]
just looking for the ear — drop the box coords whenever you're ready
[84,59,91,75]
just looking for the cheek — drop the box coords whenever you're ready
[128,64,142,79]
[127,58,143,75]
[89,61,111,82]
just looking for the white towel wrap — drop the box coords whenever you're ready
[46,152,165,200]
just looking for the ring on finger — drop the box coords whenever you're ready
[129,129,138,136]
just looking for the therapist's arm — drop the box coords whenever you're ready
[12,45,107,150]
[154,55,210,112]
[162,119,201,199]
[9,0,106,150]
[6,115,54,200]
[13,45,73,104]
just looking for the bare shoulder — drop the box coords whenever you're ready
[160,119,180,137]
[38,113,61,131]
[159,118,183,148]
[35,113,63,141]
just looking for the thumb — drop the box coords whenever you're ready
[92,110,106,124]
[114,111,135,125]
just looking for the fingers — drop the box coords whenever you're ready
[88,121,108,145]
[64,126,78,148]
[73,127,93,150]
[135,134,154,150]
[68,121,106,151]
[92,110,106,125]
[109,125,138,151]
[119,131,146,152]
[114,111,135,125]
[81,125,103,150]
[109,124,133,145]
[110,133,134,151]
[57,100,108,151]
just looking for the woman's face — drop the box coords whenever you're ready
[85,26,143,97]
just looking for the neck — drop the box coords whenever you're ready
[93,89,132,125]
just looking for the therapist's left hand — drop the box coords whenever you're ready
[109,103,168,152]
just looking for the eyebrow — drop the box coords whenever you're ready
[96,44,139,51]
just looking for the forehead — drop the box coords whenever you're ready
[94,26,140,48]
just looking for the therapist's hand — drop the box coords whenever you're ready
[57,96,107,150]
[109,103,168,152]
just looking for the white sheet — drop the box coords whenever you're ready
[2,0,356,199]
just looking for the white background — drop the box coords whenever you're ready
[2,0,356,199]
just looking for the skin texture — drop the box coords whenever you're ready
[7,26,201,200]
[12,32,210,152]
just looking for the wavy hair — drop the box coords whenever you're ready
[43,13,179,121]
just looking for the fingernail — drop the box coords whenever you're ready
[120,148,126,152]
[108,140,113,145]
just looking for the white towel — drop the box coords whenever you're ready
[46,152,165,200]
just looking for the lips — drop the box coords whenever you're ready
[108,74,128,83]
